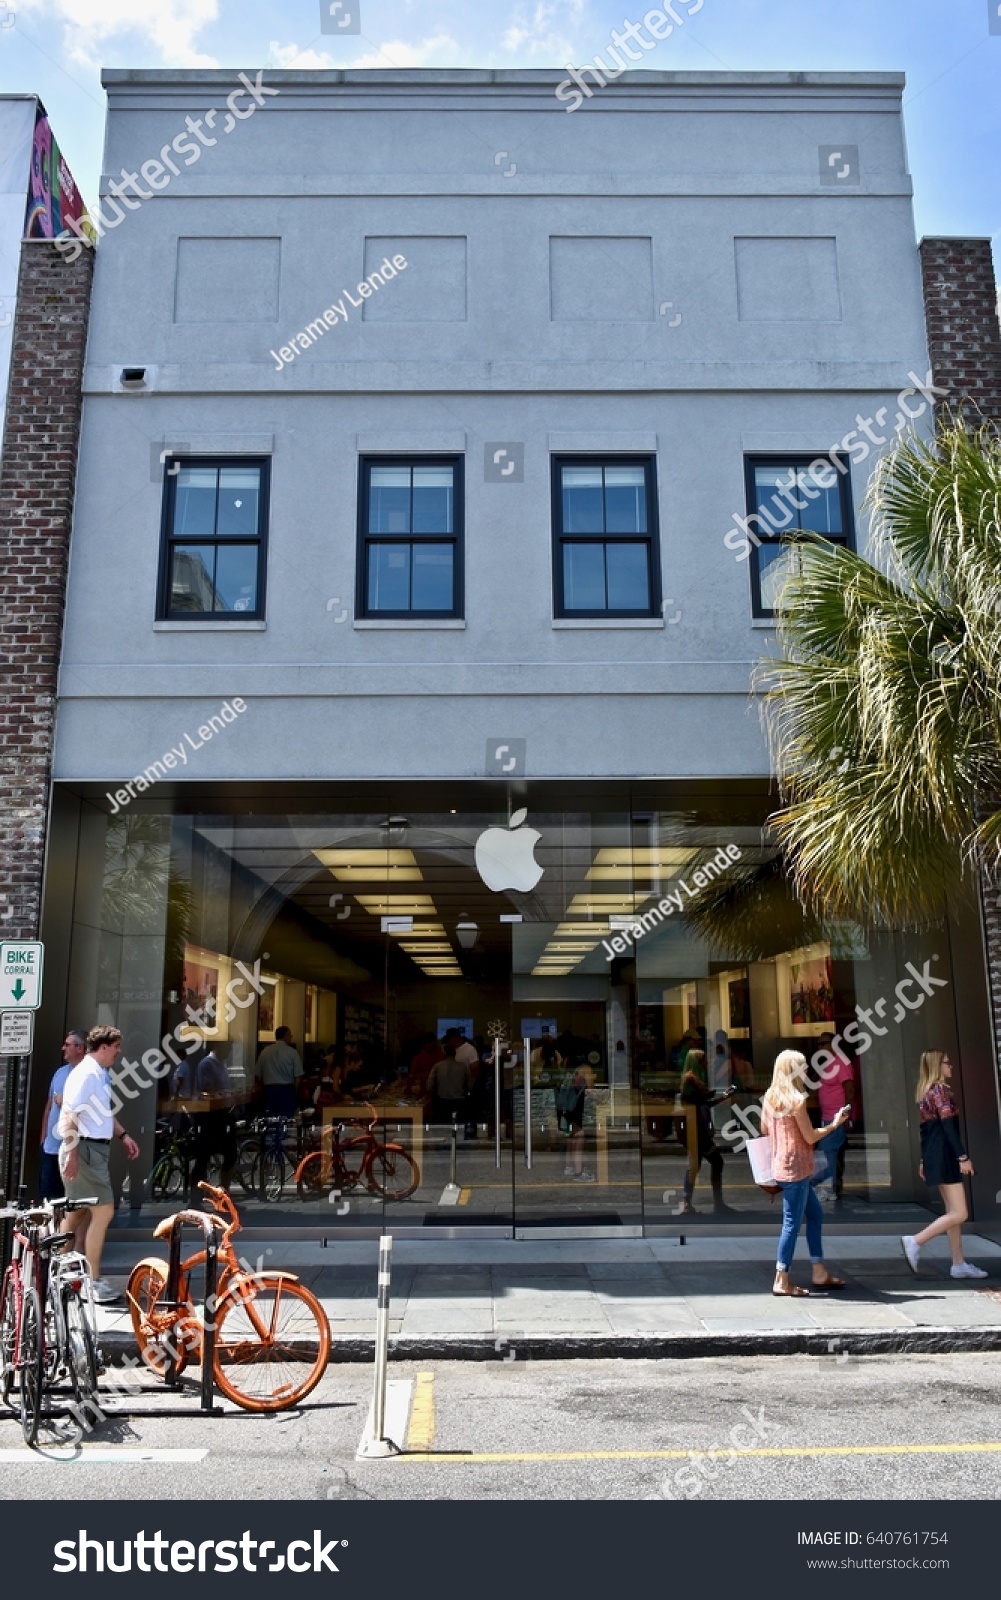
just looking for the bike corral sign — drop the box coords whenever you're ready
[0,940,43,1009]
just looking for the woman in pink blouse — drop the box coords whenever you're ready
[762,1050,851,1297]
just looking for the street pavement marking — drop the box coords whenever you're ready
[0,1448,209,1463]
[459,1188,472,1205]
[400,1442,1001,1464]
[406,1371,436,1452]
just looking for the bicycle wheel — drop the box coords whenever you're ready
[126,1259,188,1379]
[295,1153,325,1202]
[151,1156,186,1201]
[250,1150,288,1203]
[18,1287,43,1448]
[212,1274,330,1412]
[0,1272,16,1407]
[64,1290,99,1414]
[235,1138,261,1196]
[367,1144,420,1201]
[44,1275,65,1385]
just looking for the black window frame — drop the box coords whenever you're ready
[551,454,661,619]
[356,454,464,620]
[156,454,271,622]
[744,452,856,620]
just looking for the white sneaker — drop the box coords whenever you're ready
[574,1171,596,1183]
[950,1262,988,1279]
[901,1236,921,1275]
[90,1278,121,1304]
[815,1184,835,1204]
[564,1166,575,1177]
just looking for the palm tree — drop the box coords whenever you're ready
[757,419,1001,930]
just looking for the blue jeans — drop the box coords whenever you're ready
[812,1122,847,1189]
[776,1176,825,1272]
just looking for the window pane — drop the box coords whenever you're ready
[173,468,217,537]
[368,542,411,610]
[217,468,260,537]
[563,542,606,610]
[170,544,218,613]
[792,468,842,536]
[369,467,411,534]
[214,543,259,613]
[412,467,453,533]
[562,467,604,532]
[606,541,650,610]
[753,467,796,535]
[412,543,454,610]
[758,541,802,612]
[605,467,647,533]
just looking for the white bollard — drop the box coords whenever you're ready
[356,1234,400,1459]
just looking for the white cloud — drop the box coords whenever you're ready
[13,0,219,68]
[266,32,460,71]
[500,1,587,62]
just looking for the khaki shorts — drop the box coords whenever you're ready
[59,1138,114,1207]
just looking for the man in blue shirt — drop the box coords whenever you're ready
[38,1029,87,1199]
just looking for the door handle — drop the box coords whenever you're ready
[494,1036,502,1170]
[523,1036,532,1170]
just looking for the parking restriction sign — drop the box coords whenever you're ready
[0,1012,33,1055]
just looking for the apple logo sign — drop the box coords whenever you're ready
[474,808,543,893]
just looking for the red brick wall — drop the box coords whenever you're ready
[0,240,93,1190]
[919,237,1001,422]
[920,238,1001,1102]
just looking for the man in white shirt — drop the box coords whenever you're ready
[254,1026,303,1117]
[59,1024,139,1303]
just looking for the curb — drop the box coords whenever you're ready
[98,1325,1001,1365]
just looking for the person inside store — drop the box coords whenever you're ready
[407,1033,444,1100]
[679,1047,735,1215]
[428,1039,473,1129]
[341,1044,379,1100]
[38,1028,87,1200]
[812,1030,855,1204]
[558,1060,596,1181]
[255,1025,304,1117]
[190,1042,238,1192]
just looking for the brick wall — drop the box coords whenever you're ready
[0,240,94,1194]
[920,237,1001,1097]
[919,237,1001,422]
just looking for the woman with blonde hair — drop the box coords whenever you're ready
[762,1049,852,1296]
[900,1051,986,1279]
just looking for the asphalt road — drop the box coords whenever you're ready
[2,1352,1001,1502]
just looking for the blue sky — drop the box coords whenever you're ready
[1,0,999,256]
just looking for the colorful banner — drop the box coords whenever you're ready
[24,105,86,241]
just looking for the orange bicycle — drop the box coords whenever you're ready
[295,1103,420,1202]
[126,1182,330,1411]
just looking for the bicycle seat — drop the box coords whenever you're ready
[37,1231,75,1252]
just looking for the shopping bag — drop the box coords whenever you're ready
[746,1134,774,1187]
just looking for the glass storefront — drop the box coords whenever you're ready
[32,781,994,1238]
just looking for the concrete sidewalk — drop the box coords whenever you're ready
[96,1232,1001,1360]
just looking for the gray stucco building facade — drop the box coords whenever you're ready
[32,69,1001,1238]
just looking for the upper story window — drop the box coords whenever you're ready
[358,456,463,619]
[551,457,660,618]
[158,458,269,620]
[745,454,854,619]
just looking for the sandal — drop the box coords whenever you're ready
[811,1272,846,1290]
[772,1282,810,1297]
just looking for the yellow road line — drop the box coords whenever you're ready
[401,1441,1001,1464]
[458,1188,472,1206]
[406,1371,436,1452]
